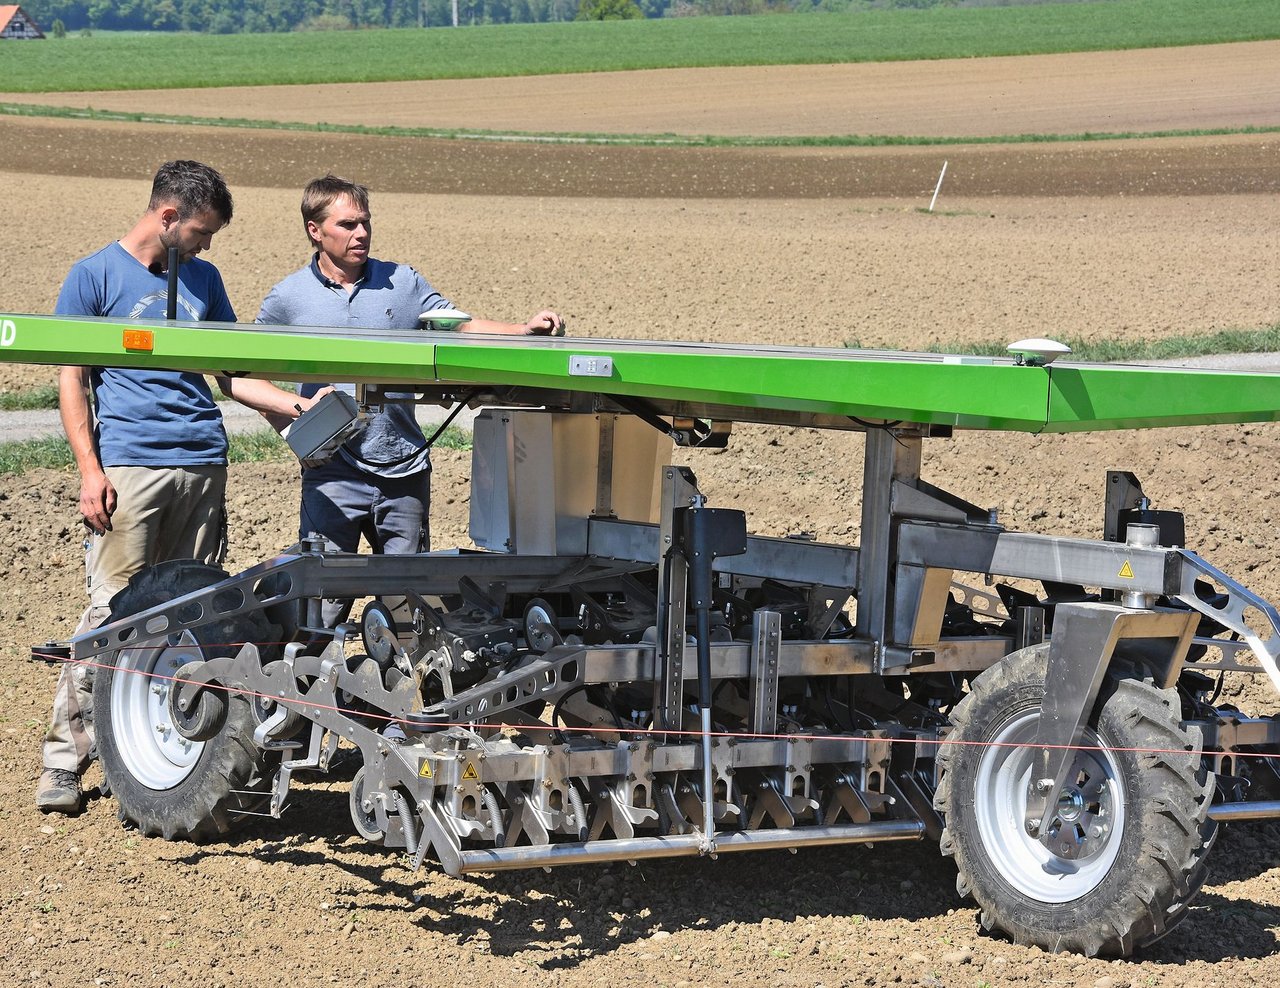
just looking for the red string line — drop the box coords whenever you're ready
[28,643,1272,760]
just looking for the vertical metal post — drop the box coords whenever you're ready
[1103,470,1145,543]
[681,506,747,843]
[856,429,921,669]
[748,609,782,737]
[694,605,715,839]
[164,246,179,321]
[593,414,616,519]
[654,467,697,733]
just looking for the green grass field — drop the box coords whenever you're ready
[1,0,1277,93]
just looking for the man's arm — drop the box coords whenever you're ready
[463,310,565,336]
[221,281,326,429]
[216,377,323,433]
[59,365,114,535]
[412,268,563,337]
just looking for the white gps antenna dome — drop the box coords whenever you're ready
[419,308,472,331]
[1007,338,1072,367]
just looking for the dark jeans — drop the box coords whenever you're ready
[300,457,430,627]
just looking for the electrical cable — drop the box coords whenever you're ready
[339,388,484,470]
[847,415,903,430]
[551,683,590,745]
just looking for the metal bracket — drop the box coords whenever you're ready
[1027,602,1198,847]
[1174,549,1280,694]
[748,609,782,737]
[593,413,616,518]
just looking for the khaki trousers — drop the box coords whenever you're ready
[42,465,226,774]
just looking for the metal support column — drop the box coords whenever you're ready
[654,466,699,733]
[857,429,922,671]
[679,506,747,840]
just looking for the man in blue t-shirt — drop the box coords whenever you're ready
[35,160,315,815]
[257,174,563,627]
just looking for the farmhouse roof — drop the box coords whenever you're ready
[0,5,44,38]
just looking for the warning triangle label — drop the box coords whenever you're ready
[418,761,433,779]
[461,761,480,781]
[1118,560,1135,580]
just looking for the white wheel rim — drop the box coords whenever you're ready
[524,602,561,650]
[974,709,1125,903]
[362,604,396,665]
[110,637,206,789]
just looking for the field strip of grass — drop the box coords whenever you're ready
[0,380,299,412]
[0,383,58,412]
[0,429,284,475]
[5,102,1279,148]
[1,0,1278,93]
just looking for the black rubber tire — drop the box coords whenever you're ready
[169,659,227,742]
[935,643,1216,957]
[93,559,282,841]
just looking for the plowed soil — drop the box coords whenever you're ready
[3,43,1280,988]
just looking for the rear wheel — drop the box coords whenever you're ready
[93,560,281,840]
[936,644,1216,957]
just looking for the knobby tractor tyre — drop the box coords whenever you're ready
[935,643,1217,957]
[92,559,282,841]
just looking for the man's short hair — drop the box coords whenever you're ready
[149,160,233,224]
[301,175,370,247]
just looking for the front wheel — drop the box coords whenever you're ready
[93,560,281,840]
[936,644,1216,957]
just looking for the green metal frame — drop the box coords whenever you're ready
[2,313,1279,433]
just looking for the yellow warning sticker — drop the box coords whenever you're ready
[461,761,480,781]
[418,761,433,779]
[1118,560,1135,580]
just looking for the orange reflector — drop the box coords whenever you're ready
[122,329,154,352]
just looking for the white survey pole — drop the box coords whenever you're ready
[928,160,949,212]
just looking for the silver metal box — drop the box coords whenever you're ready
[470,410,671,555]
[282,390,363,463]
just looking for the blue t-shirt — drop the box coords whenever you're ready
[57,242,234,467]
[256,256,450,479]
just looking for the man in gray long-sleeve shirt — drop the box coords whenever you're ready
[257,174,563,625]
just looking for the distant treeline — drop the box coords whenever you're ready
[24,0,994,31]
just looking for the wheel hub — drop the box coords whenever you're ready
[1034,754,1117,862]
[1056,787,1086,822]
[975,710,1125,903]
